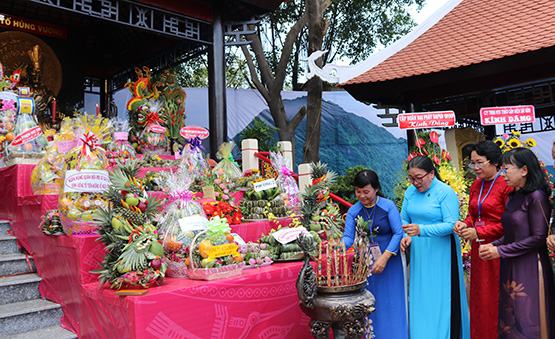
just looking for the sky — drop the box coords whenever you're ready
[412,0,451,25]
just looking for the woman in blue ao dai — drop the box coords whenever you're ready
[342,170,407,339]
[400,156,470,339]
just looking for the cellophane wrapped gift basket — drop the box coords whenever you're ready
[270,151,301,213]
[158,170,208,278]
[31,117,77,195]
[6,96,47,164]
[58,115,112,235]
[187,216,244,280]
[106,119,136,165]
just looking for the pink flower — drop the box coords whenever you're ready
[416,138,426,147]
[407,152,418,161]
[429,131,439,144]
[214,179,221,184]
[433,155,441,165]
[222,194,229,200]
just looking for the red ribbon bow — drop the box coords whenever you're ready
[141,111,163,126]
[80,132,99,156]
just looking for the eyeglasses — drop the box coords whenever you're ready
[408,172,431,183]
[467,161,490,170]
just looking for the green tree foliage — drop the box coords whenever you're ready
[239,117,278,151]
[330,165,370,203]
[260,0,425,90]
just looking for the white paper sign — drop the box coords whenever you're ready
[253,179,277,192]
[64,170,110,193]
[231,233,246,247]
[271,227,308,245]
[178,215,209,233]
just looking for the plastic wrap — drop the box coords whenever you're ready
[0,91,17,158]
[179,137,208,179]
[137,107,169,155]
[31,118,77,195]
[6,97,47,160]
[59,129,110,235]
[158,170,207,278]
[212,142,242,181]
[270,152,301,212]
[106,119,136,165]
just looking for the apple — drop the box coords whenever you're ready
[125,193,139,206]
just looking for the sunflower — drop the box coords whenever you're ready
[507,138,522,149]
[525,138,537,148]
[494,137,505,149]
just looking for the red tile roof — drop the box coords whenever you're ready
[345,0,555,85]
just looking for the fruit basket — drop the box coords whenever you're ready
[187,220,244,281]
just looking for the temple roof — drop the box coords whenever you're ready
[343,0,555,85]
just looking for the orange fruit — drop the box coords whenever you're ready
[23,143,33,152]
[226,233,235,243]
[5,133,14,142]
[198,240,212,258]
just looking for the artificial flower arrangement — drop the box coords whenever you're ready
[493,130,537,152]
[93,162,165,290]
[157,169,207,278]
[31,117,77,195]
[186,216,244,280]
[58,115,113,235]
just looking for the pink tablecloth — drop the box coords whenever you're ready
[80,262,310,339]
[1,164,311,338]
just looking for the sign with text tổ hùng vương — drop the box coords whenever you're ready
[0,13,67,39]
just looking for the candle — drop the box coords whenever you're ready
[51,98,56,123]
[342,243,347,285]
[326,242,331,287]
[95,103,100,116]
[334,242,340,287]
[317,242,322,284]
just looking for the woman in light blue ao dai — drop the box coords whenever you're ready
[400,156,469,339]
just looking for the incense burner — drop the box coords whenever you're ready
[296,235,375,339]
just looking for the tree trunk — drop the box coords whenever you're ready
[303,0,326,163]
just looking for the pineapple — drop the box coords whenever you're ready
[114,206,146,225]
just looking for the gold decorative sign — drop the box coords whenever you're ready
[0,14,67,39]
[206,243,239,260]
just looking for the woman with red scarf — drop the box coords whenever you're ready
[454,141,512,339]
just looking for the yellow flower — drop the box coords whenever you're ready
[525,138,537,148]
[511,130,521,137]
[507,138,521,149]
[494,137,505,149]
